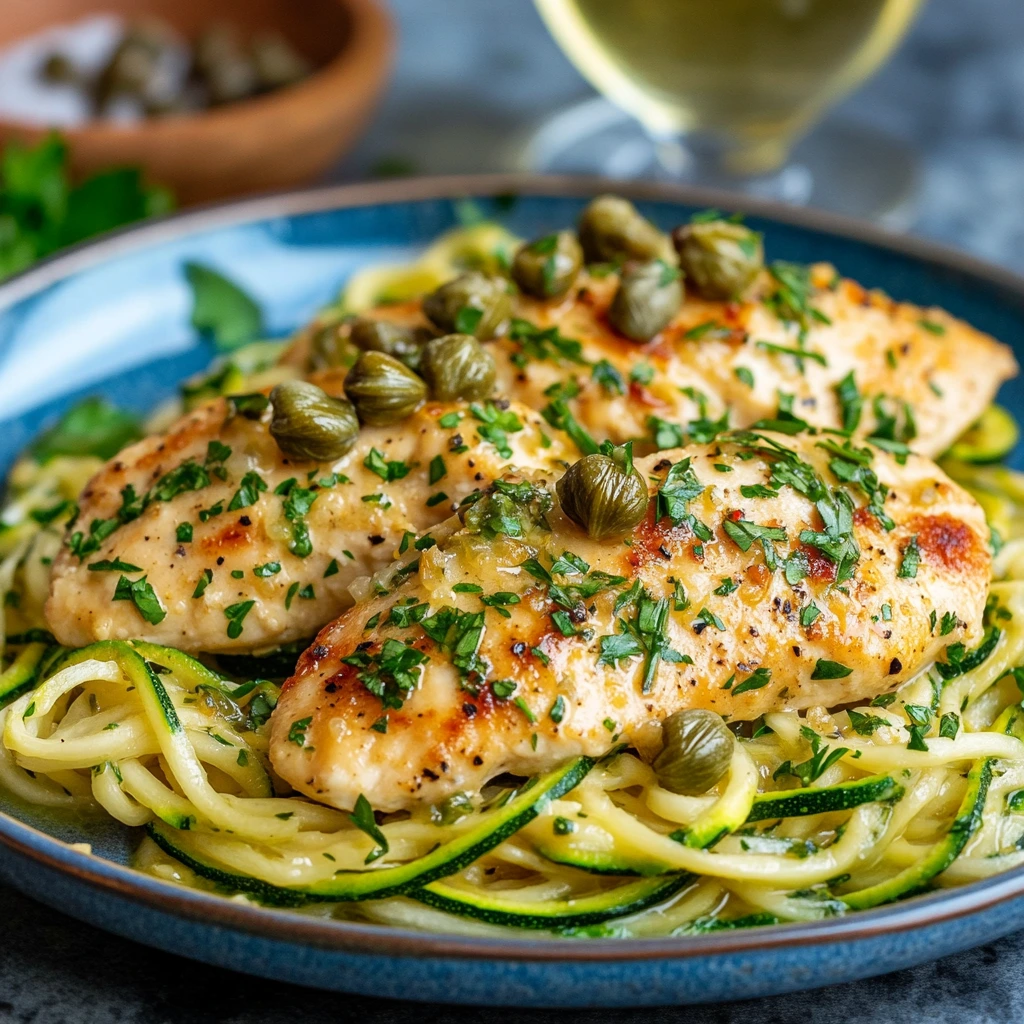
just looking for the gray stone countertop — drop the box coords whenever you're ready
[5,1,1024,1020]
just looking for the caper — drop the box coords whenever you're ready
[349,317,426,371]
[308,321,348,370]
[556,443,649,540]
[511,230,584,299]
[269,381,360,461]
[672,220,764,300]
[343,351,428,426]
[608,260,683,342]
[419,333,496,402]
[40,53,78,84]
[653,709,735,795]
[578,194,669,264]
[422,271,512,340]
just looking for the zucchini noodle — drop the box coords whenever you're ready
[4,226,1024,936]
[1,572,1023,936]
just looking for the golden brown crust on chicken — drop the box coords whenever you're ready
[44,384,571,653]
[271,430,991,811]
[285,263,1016,460]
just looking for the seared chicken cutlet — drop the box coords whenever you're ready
[287,264,1016,460]
[45,380,570,652]
[272,429,991,812]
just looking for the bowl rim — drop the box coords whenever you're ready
[0,0,393,137]
[2,172,1024,963]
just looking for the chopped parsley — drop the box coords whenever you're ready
[463,479,552,540]
[428,455,447,485]
[755,340,827,368]
[734,366,755,388]
[508,318,586,367]
[287,716,312,746]
[280,481,317,558]
[732,667,771,696]
[811,659,852,680]
[542,397,599,456]
[598,587,683,693]
[550,695,566,723]
[835,372,863,433]
[342,638,430,710]
[112,574,166,625]
[364,448,411,483]
[349,793,389,864]
[592,359,625,395]
[470,401,524,459]
[773,726,849,787]
[764,261,831,336]
[88,557,143,573]
[939,712,960,739]
[630,363,654,385]
[192,569,213,598]
[224,599,255,639]
[694,607,725,632]
[847,709,889,736]
[898,536,920,579]
[227,470,267,511]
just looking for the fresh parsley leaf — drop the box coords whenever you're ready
[847,709,888,736]
[185,261,264,352]
[227,470,268,511]
[898,536,920,579]
[287,716,312,746]
[811,659,852,680]
[428,455,447,485]
[348,793,389,864]
[112,574,165,625]
[939,712,960,739]
[31,397,142,463]
[224,599,256,639]
[732,667,771,695]
[592,359,625,395]
[835,371,862,433]
[192,568,213,598]
[364,448,411,483]
[88,557,143,573]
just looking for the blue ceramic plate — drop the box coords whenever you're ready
[2,176,1024,1008]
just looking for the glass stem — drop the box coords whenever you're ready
[651,132,814,206]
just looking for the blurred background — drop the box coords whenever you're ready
[0,0,1020,276]
[338,0,1020,266]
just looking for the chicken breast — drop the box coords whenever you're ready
[272,429,991,812]
[286,263,1016,459]
[45,379,571,653]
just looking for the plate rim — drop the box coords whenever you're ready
[1,172,1024,312]
[2,172,1024,964]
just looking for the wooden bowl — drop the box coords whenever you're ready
[0,0,393,205]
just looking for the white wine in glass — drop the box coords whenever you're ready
[534,0,924,186]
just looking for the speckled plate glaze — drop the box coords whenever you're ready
[2,176,1024,1008]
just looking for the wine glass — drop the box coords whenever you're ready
[529,0,926,222]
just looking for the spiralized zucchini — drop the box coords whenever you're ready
[5,229,1024,936]
[1,559,1023,937]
